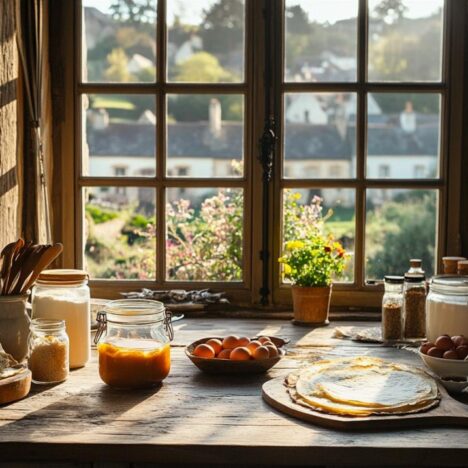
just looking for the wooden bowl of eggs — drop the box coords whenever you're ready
[185,335,288,374]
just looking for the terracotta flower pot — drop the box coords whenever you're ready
[291,285,332,326]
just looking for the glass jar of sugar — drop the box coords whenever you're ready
[426,275,468,342]
[32,270,90,369]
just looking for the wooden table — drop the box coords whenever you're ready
[1,318,467,467]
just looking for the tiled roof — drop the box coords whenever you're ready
[87,119,439,159]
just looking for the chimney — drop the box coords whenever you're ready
[400,100,416,133]
[92,108,109,130]
[209,98,222,136]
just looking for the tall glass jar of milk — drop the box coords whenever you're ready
[32,270,90,369]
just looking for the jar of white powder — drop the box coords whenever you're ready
[32,270,90,369]
[426,275,468,342]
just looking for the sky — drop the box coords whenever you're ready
[84,0,444,25]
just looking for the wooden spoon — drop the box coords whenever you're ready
[1,240,24,295]
[9,245,47,296]
[17,243,63,295]
[6,242,36,296]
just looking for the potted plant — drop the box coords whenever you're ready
[279,195,347,326]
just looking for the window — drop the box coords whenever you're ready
[60,0,466,307]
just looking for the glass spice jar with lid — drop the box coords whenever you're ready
[382,276,404,342]
[404,273,426,339]
[28,318,69,384]
[95,299,173,388]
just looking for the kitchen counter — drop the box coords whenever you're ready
[1,318,467,467]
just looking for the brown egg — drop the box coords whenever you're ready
[206,338,222,355]
[427,347,444,358]
[222,335,240,350]
[193,343,215,359]
[237,336,251,347]
[230,347,252,361]
[456,345,468,359]
[435,335,454,351]
[443,349,459,360]
[265,344,279,358]
[247,340,262,353]
[253,346,270,360]
[258,336,271,345]
[452,335,467,347]
[420,342,435,355]
[217,348,232,359]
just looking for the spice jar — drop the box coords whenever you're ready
[382,276,404,342]
[407,259,424,276]
[442,257,466,274]
[95,299,173,388]
[32,270,90,369]
[28,319,69,384]
[426,275,468,342]
[404,274,426,339]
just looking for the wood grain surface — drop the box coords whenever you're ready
[1,319,467,467]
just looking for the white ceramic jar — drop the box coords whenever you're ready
[426,275,468,342]
[32,269,90,369]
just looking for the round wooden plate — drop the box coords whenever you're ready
[186,336,288,375]
[262,376,468,430]
[0,368,31,405]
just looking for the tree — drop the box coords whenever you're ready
[285,5,310,35]
[373,0,407,24]
[109,0,156,25]
[200,0,244,56]
[174,52,234,83]
[104,48,131,82]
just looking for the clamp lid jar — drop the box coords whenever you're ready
[95,299,173,388]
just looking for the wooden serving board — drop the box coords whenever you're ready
[0,369,31,406]
[262,376,468,430]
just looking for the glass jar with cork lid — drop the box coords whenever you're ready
[31,270,90,369]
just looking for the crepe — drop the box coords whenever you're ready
[286,357,440,417]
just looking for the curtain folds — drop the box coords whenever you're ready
[16,0,53,243]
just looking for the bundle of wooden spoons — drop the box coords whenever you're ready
[0,239,63,296]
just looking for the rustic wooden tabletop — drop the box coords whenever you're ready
[1,318,467,467]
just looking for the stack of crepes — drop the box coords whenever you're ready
[286,357,440,417]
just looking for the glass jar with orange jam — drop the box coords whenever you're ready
[95,299,173,388]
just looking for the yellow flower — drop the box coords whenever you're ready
[293,192,302,200]
[285,240,304,251]
[283,264,292,275]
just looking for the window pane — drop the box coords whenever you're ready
[284,93,356,178]
[166,188,243,281]
[285,0,358,82]
[365,189,437,279]
[167,0,244,82]
[282,189,355,282]
[82,1,157,82]
[368,0,443,82]
[84,187,156,280]
[167,95,243,177]
[366,94,440,179]
[83,94,156,177]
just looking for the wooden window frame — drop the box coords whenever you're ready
[271,0,467,309]
[53,0,467,309]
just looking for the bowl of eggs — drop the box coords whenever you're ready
[185,335,288,374]
[419,334,468,379]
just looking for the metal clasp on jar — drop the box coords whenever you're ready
[94,311,107,345]
[164,309,174,341]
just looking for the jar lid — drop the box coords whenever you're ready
[430,275,468,295]
[384,275,404,284]
[104,299,165,323]
[442,256,466,262]
[404,273,425,282]
[410,259,422,267]
[37,269,88,285]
